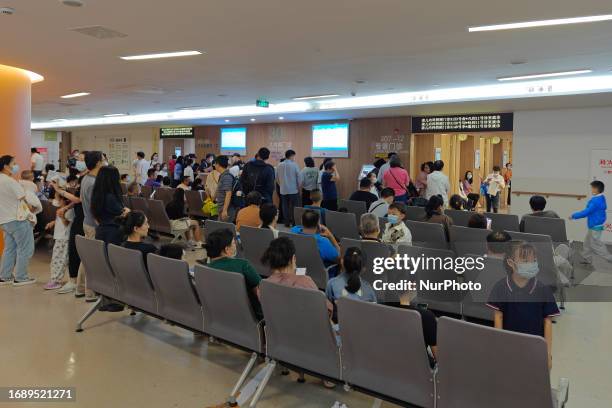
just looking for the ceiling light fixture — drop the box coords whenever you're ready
[120,50,203,61]
[497,69,592,81]
[278,116,284,120]
[292,94,340,100]
[103,113,127,117]
[224,119,230,123]
[250,118,256,122]
[469,14,612,32]
[61,92,90,99]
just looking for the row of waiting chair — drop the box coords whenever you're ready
[75,235,568,408]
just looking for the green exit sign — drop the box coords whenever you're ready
[256,99,269,108]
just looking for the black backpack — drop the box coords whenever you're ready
[241,163,260,195]
[230,175,245,208]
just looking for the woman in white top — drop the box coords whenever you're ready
[183,159,195,181]
[0,155,37,286]
[484,166,506,213]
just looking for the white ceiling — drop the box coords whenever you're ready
[3,0,612,125]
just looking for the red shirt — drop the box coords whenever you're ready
[168,159,176,175]
[383,167,410,196]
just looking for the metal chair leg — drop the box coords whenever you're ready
[248,360,276,408]
[75,297,103,332]
[227,352,259,405]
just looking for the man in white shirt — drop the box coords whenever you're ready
[0,155,36,286]
[30,148,45,180]
[376,152,396,184]
[132,151,150,185]
[426,160,450,207]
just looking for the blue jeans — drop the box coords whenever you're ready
[1,220,35,281]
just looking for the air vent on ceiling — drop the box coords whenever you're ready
[70,25,127,40]
[0,7,15,15]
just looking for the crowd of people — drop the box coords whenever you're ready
[1,145,611,375]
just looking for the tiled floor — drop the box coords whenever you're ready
[0,245,611,407]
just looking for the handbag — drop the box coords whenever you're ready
[202,197,218,217]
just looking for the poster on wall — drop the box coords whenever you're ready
[434,147,442,161]
[372,128,409,159]
[590,149,612,242]
[108,137,130,170]
[475,149,481,169]
[269,126,292,162]
[35,147,49,166]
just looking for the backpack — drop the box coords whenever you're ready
[230,175,245,208]
[240,163,260,195]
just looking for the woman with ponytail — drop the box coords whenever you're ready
[121,210,157,268]
[325,247,377,303]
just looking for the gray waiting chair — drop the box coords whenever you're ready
[205,219,237,238]
[444,209,473,227]
[74,236,119,332]
[398,245,462,315]
[107,244,158,315]
[436,317,569,408]
[279,231,331,289]
[338,298,435,408]
[405,220,449,250]
[141,185,153,199]
[405,205,426,221]
[152,187,175,206]
[194,265,265,407]
[449,225,489,256]
[461,256,507,321]
[147,199,189,242]
[256,281,341,406]
[326,210,360,240]
[240,226,275,277]
[185,190,206,218]
[485,212,519,231]
[130,196,151,219]
[294,206,322,226]
[147,254,203,332]
[338,199,367,219]
[523,216,568,244]
[120,182,128,195]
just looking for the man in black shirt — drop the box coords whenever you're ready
[240,147,275,203]
[349,177,379,210]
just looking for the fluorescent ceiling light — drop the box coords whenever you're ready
[250,118,256,122]
[61,92,90,99]
[31,75,612,129]
[120,51,203,61]
[497,69,592,81]
[293,94,340,100]
[103,113,127,117]
[469,14,612,32]
[278,116,284,120]
[224,119,230,122]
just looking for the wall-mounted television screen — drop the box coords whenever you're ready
[311,123,349,158]
[220,127,247,155]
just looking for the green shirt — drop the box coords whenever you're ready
[208,257,263,319]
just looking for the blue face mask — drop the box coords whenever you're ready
[516,261,539,279]
[387,214,399,225]
[75,161,87,172]
[11,164,20,175]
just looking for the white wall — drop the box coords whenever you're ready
[71,127,159,174]
[31,131,61,168]
[513,107,612,241]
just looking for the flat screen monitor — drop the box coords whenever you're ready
[358,164,376,181]
[221,127,247,155]
[311,123,349,158]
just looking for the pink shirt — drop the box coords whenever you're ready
[383,167,410,196]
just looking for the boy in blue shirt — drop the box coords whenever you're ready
[569,180,612,264]
[291,209,340,266]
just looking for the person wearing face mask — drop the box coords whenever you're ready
[487,242,560,369]
[484,166,506,213]
[150,153,160,168]
[201,228,262,319]
[460,170,480,210]
[382,202,412,246]
[121,211,157,269]
[75,157,88,174]
[0,155,37,286]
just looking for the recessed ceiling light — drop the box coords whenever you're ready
[510,60,527,65]
[103,113,127,117]
[120,50,203,61]
[278,116,284,120]
[224,119,230,123]
[61,92,90,99]
[497,69,592,81]
[218,94,227,97]
[250,118,256,122]
[292,94,340,100]
[355,80,366,84]
[61,0,84,7]
[469,14,612,32]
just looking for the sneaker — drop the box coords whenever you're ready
[85,294,99,303]
[0,279,13,286]
[74,291,85,298]
[44,281,62,290]
[191,241,203,249]
[13,278,37,287]
[57,281,76,294]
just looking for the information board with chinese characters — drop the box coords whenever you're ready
[372,128,409,158]
[412,113,513,133]
[160,127,194,138]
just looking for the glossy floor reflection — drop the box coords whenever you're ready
[0,248,611,407]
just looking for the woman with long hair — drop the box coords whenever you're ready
[165,188,203,248]
[121,210,157,268]
[423,195,453,241]
[91,166,130,245]
[326,247,377,303]
[460,170,480,210]
[383,156,410,203]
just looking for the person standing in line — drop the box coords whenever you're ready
[240,147,276,204]
[0,155,36,286]
[183,158,195,181]
[484,166,506,213]
[168,155,177,177]
[277,150,301,227]
[426,160,450,207]
[215,155,238,222]
[132,151,150,186]
[383,156,411,203]
[229,153,243,177]
[504,162,512,206]
[91,166,131,247]
[320,160,340,211]
[30,148,45,181]
[173,156,184,187]
[43,193,74,290]
[415,161,433,197]
[300,156,319,206]
[376,152,397,184]
[569,180,612,264]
